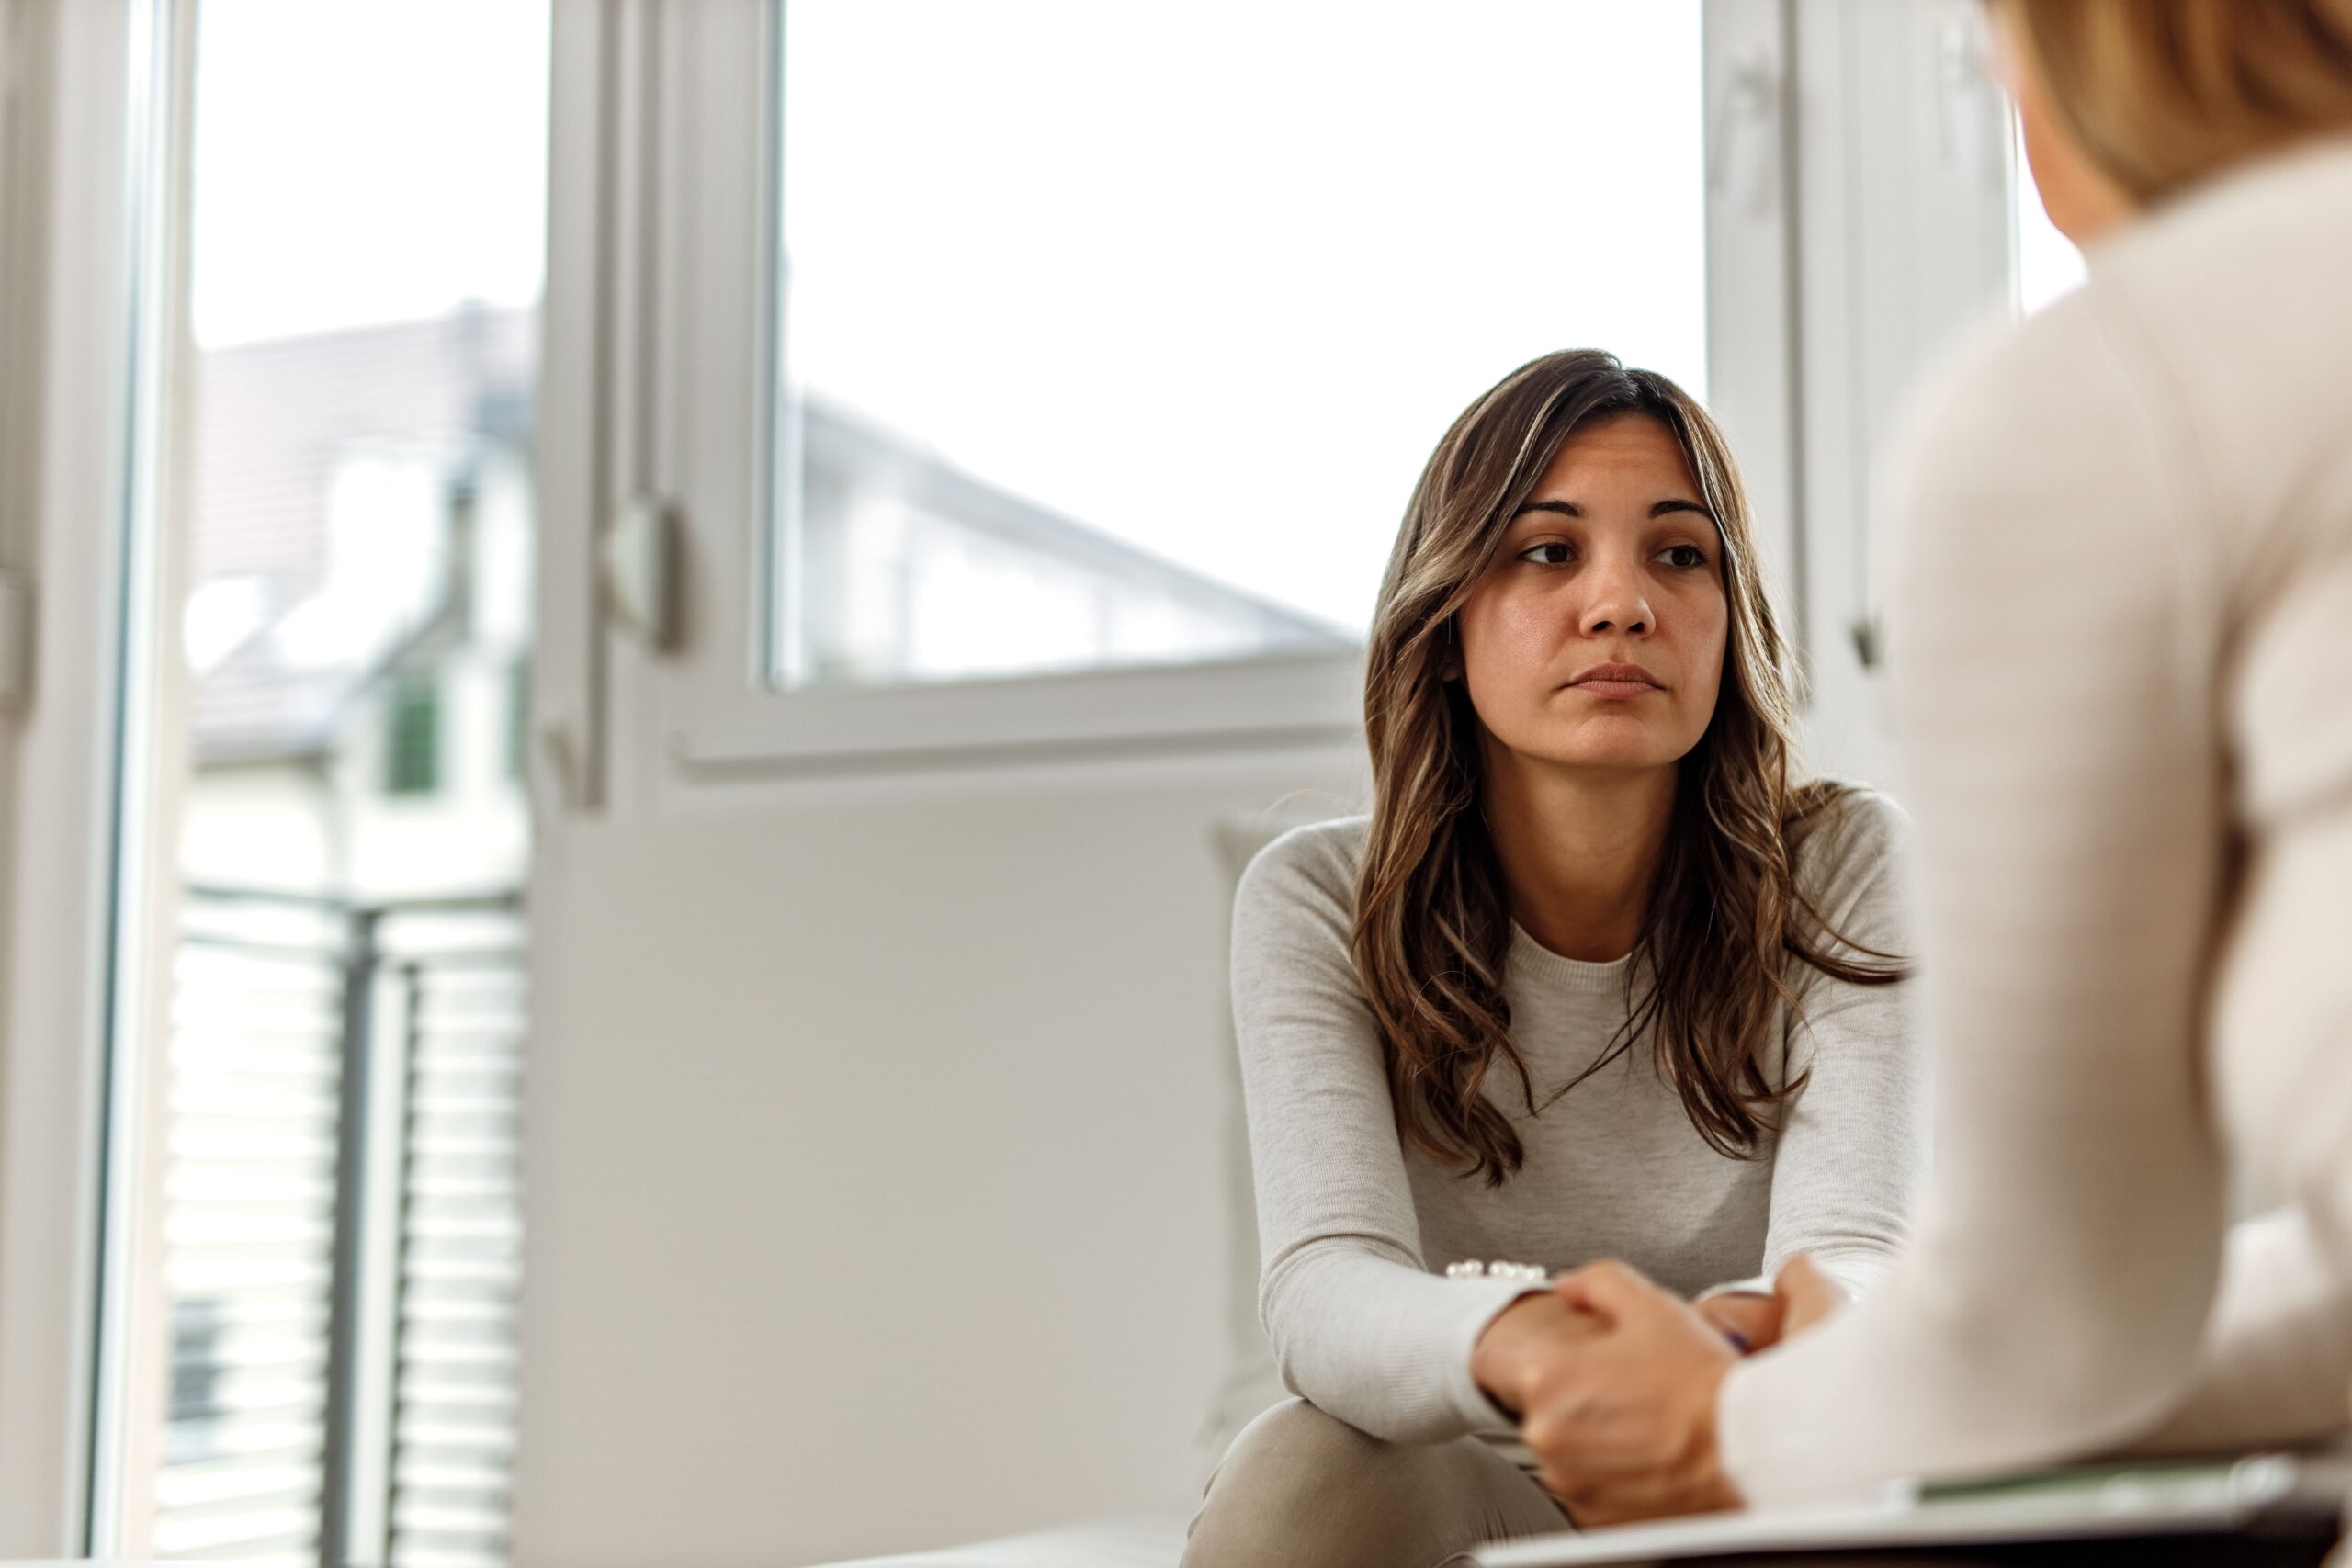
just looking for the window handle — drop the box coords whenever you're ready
[604,494,683,651]
[1850,613,1886,671]
[537,718,583,815]
[1707,47,1780,212]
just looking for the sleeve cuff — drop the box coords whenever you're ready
[1804,1251,1888,1300]
[1716,1348,1781,1501]
[1443,1277,1553,1434]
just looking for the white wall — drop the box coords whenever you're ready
[514,748,1362,1567]
[179,763,334,890]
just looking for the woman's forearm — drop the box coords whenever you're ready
[1260,1240,1544,1443]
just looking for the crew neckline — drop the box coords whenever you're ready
[1506,920,1640,995]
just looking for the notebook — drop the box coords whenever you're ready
[1473,1453,2348,1566]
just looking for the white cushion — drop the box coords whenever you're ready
[814,1508,1191,1568]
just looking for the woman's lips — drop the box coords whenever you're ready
[1566,661,1664,700]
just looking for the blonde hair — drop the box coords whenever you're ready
[1353,351,1905,1188]
[1996,0,2352,201]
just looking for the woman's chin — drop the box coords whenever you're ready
[1532,739,1691,774]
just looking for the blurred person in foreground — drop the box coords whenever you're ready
[1506,0,2352,1537]
[1182,352,1926,1567]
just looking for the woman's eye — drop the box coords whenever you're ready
[1657,544,1708,570]
[1519,542,1575,566]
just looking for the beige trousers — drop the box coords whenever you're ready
[1180,1399,1575,1568]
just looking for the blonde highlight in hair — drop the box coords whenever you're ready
[1996,0,2352,201]
[1352,350,1905,1188]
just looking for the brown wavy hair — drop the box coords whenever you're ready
[1351,350,1905,1188]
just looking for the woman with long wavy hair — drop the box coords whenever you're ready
[1181,350,1924,1568]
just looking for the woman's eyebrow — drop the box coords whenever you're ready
[1508,497,1716,521]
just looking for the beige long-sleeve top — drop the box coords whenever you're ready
[1719,134,2352,1504]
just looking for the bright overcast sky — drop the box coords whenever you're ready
[190,0,1705,639]
[188,0,549,348]
[786,1,1707,632]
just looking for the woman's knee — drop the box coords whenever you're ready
[1181,1399,1478,1568]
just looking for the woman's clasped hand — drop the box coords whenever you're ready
[1486,1255,1851,1527]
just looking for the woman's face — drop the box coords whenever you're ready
[1453,413,1729,777]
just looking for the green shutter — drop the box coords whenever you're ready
[386,671,442,795]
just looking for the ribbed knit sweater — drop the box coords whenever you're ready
[1231,791,1926,1450]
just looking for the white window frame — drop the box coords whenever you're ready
[537,0,2013,810]
[0,0,191,1554]
[1781,0,2018,785]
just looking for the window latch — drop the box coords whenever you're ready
[1850,613,1886,671]
[603,495,683,652]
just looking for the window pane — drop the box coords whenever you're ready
[159,2,544,1563]
[2013,118,2086,314]
[772,1,1707,688]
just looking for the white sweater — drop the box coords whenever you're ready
[1231,792,1927,1449]
[1719,134,2352,1503]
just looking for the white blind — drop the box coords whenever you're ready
[157,891,526,1568]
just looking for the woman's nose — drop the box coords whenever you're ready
[1578,559,1654,637]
